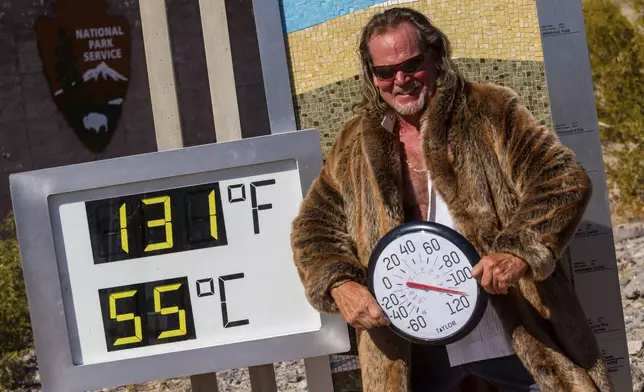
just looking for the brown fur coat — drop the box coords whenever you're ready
[290,75,613,392]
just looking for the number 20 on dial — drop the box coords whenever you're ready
[367,221,487,345]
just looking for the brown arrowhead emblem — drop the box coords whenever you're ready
[35,0,131,153]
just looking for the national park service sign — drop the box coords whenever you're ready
[35,0,131,153]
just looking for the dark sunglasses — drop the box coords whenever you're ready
[371,53,426,80]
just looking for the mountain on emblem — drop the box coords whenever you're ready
[84,62,128,82]
[35,0,132,153]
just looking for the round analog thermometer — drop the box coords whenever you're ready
[367,221,487,345]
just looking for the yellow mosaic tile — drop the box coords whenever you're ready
[285,0,544,95]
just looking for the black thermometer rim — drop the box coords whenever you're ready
[367,220,488,346]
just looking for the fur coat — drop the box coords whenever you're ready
[290,75,613,392]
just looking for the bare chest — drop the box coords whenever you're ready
[399,130,429,220]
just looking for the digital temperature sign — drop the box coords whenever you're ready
[86,182,230,264]
[9,130,350,392]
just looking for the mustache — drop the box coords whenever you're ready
[392,81,422,95]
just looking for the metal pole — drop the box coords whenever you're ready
[304,356,335,392]
[199,0,242,142]
[250,0,335,389]
[250,0,297,134]
[139,0,183,150]
[198,0,277,389]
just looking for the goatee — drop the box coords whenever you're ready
[392,84,427,116]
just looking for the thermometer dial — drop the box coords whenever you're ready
[367,221,487,345]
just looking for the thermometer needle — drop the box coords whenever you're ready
[406,281,468,296]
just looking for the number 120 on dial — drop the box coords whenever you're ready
[367,222,487,345]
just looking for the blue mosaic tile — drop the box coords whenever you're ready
[280,0,387,33]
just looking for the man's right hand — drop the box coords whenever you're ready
[330,281,390,330]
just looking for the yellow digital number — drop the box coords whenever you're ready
[119,203,129,253]
[143,196,173,252]
[208,190,218,240]
[154,283,187,339]
[109,290,142,346]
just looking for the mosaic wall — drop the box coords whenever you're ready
[282,0,544,95]
[281,0,552,157]
[293,58,552,155]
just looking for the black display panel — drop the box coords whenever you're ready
[98,276,197,352]
[86,182,228,264]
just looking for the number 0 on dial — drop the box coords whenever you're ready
[367,221,487,345]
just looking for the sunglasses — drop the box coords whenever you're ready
[371,53,426,80]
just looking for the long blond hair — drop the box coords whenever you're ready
[353,7,462,118]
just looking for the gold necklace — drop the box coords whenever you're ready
[406,161,427,173]
[399,120,427,173]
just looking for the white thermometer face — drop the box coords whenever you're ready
[369,229,483,344]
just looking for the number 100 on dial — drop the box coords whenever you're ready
[367,222,487,345]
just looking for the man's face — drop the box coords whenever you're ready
[368,23,435,116]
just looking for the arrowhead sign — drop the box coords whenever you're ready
[35,0,131,153]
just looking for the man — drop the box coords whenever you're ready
[290,7,613,392]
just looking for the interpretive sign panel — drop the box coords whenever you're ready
[536,0,632,390]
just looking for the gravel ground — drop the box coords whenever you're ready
[12,221,644,392]
[615,221,644,391]
[87,360,309,392]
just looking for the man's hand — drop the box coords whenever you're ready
[472,253,529,295]
[330,281,390,330]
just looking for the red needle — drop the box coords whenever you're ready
[406,281,468,296]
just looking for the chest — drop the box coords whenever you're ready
[397,123,515,232]
[399,129,429,220]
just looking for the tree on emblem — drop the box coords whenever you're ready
[54,27,81,99]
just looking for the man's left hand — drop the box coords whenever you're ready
[472,253,528,295]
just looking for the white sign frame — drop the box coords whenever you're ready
[9,129,350,392]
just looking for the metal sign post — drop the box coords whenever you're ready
[535,0,632,390]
